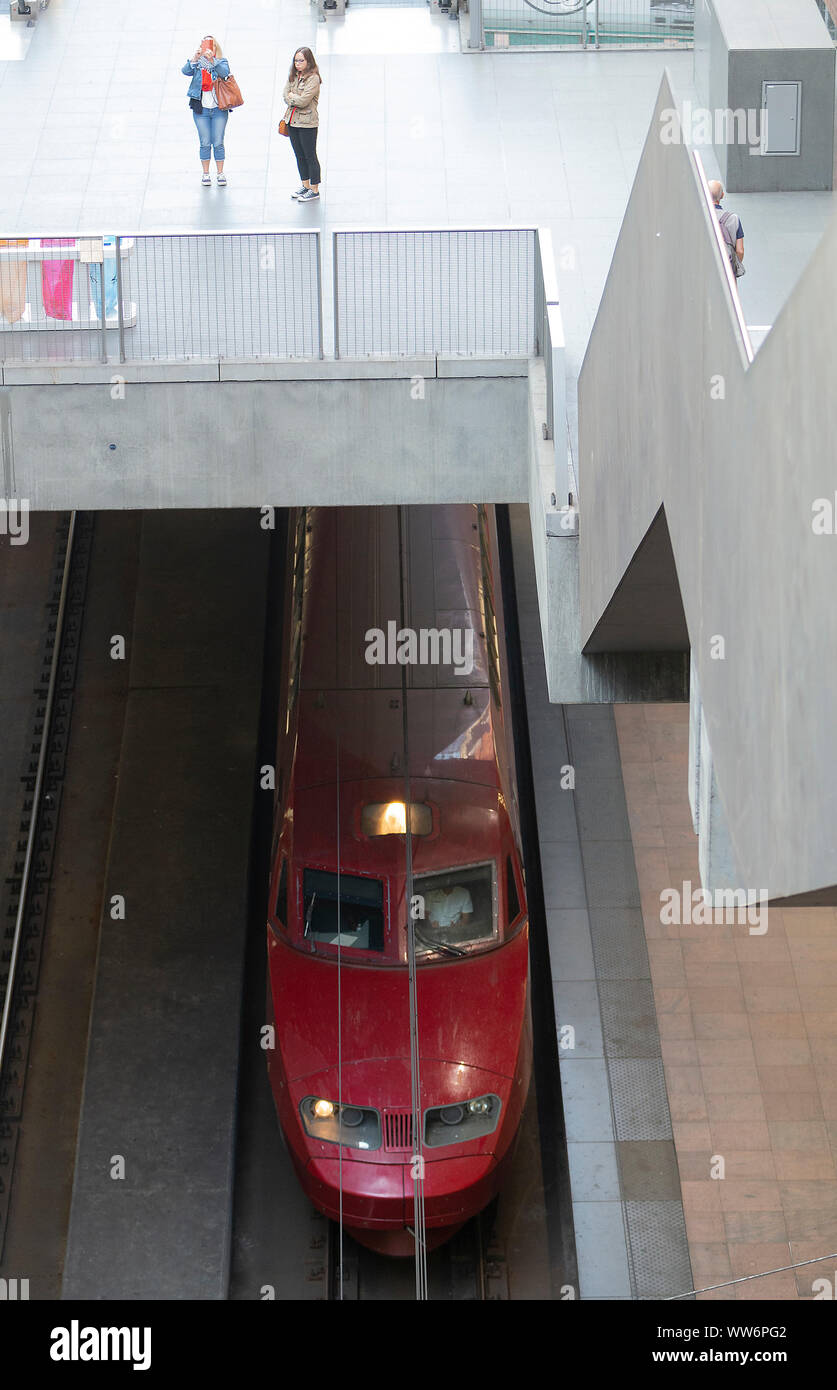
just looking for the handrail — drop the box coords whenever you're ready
[693,150,754,365]
[1,225,559,412]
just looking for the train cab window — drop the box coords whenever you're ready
[413,863,497,956]
[302,868,385,953]
[275,859,288,927]
[506,856,521,925]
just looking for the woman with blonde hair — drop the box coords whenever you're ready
[281,48,322,202]
[182,35,232,186]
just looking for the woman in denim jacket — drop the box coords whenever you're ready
[183,35,231,186]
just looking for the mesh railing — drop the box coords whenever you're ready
[481,0,694,50]
[0,231,322,365]
[1,230,560,439]
[332,228,537,358]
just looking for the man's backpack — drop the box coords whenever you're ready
[717,209,746,279]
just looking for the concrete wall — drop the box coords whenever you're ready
[0,361,528,510]
[694,0,835,191]
[578,73,837,905]
[526,361,688,706]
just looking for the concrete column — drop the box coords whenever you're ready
[689,657,738,894]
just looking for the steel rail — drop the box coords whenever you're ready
[0,511,77,1083]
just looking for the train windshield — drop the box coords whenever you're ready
[412,863,497,957]
[302,868,385,953]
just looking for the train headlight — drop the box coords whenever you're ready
[384,801,407,834]
[361,801,432,836]
[424,1094,501,1148]
[300,1097,382,1151]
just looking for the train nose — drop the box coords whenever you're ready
[412,1154,498,1229]
[306,1157,406,1227]
[306,1151,500,1233]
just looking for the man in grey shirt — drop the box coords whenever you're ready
[709,180,745,277]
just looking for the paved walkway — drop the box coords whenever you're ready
[616,704,837,1301]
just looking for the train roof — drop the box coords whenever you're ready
[299,504,492,693]
[292,688,500,791]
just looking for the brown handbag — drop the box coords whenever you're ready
[216,74,243,110]
[278,106,292,137]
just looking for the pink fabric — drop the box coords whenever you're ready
[40,238,75,320]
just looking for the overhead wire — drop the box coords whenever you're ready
[333,511,344,1301]
[397,506,429,1300]
[336,721,344,1301]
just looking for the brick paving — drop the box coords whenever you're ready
[615,703,837,1300]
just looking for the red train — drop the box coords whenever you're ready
[265,504,532,1256]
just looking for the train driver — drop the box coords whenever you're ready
[425,883,473,932]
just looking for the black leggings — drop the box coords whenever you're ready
[289,125,321,185]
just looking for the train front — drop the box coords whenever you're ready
[267,775,530,1254]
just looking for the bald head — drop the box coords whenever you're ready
[708,180,725,204]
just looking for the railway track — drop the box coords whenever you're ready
[0,511,93,1258]
[229,504,570,1302]
[325,1204,511,1301]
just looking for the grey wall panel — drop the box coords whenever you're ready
[4,376,528,510]
[578,73,837,903]
[728,49,834,191]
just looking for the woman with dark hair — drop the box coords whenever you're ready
[182,35,232,186]
[281,49,322,202]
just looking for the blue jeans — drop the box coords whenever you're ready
[192,107,228,161]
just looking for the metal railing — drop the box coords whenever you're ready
[0,231,323,364]
[333,227,537,358]
[480,0,693,50]
[0,226,566,494]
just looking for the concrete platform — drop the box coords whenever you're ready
[0,513,142,1299]
[510,503,692,1299]
[62,511,270,1300]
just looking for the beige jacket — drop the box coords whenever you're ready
[282,73,320,129]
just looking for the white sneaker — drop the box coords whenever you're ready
[291,186,307,199]
[297,188,319,202]
[216,172,227,186]
[201,172,211,186]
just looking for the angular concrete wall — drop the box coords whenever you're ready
[578,74,837,904]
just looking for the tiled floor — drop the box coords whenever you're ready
[615,703,837,1301]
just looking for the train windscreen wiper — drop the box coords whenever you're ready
[413,925,467,959]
